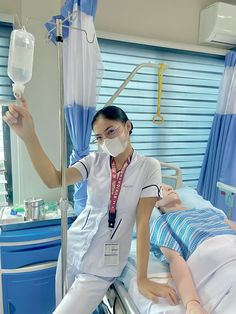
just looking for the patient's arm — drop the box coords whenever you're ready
[161,247,207,313]
[225,219,236,231]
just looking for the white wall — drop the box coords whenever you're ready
[0,0,232,204]
[0,0,21,18]
[95,0,235,45]
[1,0,62,203]
[16,0,62,203]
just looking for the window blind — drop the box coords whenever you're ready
[92,39,225,188]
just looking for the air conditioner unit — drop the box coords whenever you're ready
[199,2,236,48]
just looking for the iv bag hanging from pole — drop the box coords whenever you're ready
[7,27,35,98]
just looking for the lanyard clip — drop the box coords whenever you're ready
[108,212,116,229]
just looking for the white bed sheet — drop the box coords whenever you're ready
[118,239,185,314]
[119,236,236,314]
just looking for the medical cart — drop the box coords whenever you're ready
[0,217,75,314]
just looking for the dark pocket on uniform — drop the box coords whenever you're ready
[81,209,91,230]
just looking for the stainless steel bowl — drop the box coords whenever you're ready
[24,198,45,221]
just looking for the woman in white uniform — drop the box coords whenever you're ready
[3,98,178,313]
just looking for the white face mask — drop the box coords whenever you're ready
[100,132,128,157]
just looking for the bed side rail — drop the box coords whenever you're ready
[106,280,140,314]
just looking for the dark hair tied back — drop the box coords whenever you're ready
[91,105,133,135]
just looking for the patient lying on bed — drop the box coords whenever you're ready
[148,184,236,314]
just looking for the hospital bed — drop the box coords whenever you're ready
[102,161,218,314]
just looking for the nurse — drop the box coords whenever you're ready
[3,98,178,313]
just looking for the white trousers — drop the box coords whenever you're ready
[53,259,114,314]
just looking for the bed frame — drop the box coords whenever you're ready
[159,162,183,189]
[101,162,183,313]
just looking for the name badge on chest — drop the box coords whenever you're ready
[104,242,120,266]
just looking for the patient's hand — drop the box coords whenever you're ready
[186,301,208,314]
[137,277,179,305]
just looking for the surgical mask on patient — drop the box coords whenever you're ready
[100,133,128,157]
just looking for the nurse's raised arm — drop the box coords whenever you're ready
[3,97,83,188]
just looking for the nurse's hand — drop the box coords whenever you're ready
[137,277,179,305]
[3,97,36,143]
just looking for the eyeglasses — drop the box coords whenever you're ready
[91,125,121,145]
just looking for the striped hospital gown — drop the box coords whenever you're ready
[150,208,236,264]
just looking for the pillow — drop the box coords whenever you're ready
[176,186,227,218]
[176,186,214,209]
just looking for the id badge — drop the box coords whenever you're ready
[104,242,120,266]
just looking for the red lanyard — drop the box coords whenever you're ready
[108,156,131,229]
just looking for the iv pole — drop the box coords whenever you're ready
[54,14,95,298]
[56,18,68,298]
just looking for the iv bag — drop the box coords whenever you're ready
[7,27,35,98]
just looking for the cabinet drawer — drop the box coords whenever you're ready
[2,263,56,314]
[0,239,61,269]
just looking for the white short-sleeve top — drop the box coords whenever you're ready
[67,150,161,278]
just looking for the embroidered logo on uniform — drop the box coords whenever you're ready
[123,184,133,188]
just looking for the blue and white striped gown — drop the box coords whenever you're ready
[150,207,236,263]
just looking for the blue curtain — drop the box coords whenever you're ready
[45,0,103,215]
[197,51,236,219]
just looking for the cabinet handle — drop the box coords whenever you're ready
[7,300,13,314]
